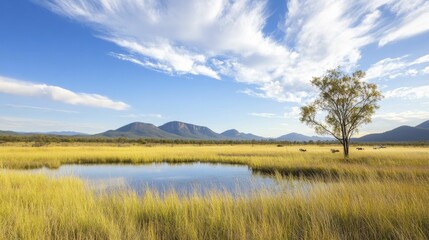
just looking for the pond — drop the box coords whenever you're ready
[22,162,311,196]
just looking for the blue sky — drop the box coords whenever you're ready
[0,0,429,137]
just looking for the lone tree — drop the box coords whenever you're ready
[300,68,382,158]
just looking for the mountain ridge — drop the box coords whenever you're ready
[220,129,265,140]
[416,120,429,129]
[2,120,428,142]
[159,121,222,139]
[355,121,429,142]
[97,122,183,139]
[276,132,333,142]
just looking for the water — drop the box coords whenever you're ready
[23,162,309,196]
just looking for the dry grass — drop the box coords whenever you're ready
[0,173,427,239]
[0,144,428,178]
[0,144,428,239]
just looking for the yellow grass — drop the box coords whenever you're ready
[1,144,428,178]
[0,144,428,239]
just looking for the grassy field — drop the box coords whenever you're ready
[1,144,428,178]
[0,144,428,239]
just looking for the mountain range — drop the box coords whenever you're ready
[0,130,87,136]
[98,122,180,139]
[1,120,429,142]
[220,129,265,141]
[96,121,267,140]
[276,132,332,142]
[95,121,334,141]
[353,120,429,142]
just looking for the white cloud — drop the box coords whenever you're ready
[406,69,418,76]
[374,111,429,123]
[249,112,277,118]
[424,66,429,74]
[120,113,163,119]
[385,85,429,99]
[38,0,429,103]
[250,107,301,119]
[0,76,129,110]
[379,1,429,46]
[3,104,79,113]
[282,107,301,119]
[366,54,429,80]
[0,116,106,133]
[239,88,308,103]
[366,56,408,80]
[412,54,429,65]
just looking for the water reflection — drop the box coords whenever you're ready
[24,162,311,196]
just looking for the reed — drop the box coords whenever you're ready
[0,172,427,239]
[0,144,428,239]
[0,144,428,179]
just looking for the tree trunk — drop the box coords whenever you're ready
[342,138,349,158]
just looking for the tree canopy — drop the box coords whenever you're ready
[300,68,382,157]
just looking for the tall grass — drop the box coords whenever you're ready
[0,172,427,239]
[1,144,428,178]
[0,144,428,239]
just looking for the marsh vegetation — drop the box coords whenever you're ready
[0,144,428,239]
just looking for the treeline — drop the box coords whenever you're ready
[0,134,427,146]
[0,134,337,145]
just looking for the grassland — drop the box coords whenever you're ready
[1,144,428,179]
[0,144,428,239]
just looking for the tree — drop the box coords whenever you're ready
[300,68,382,158]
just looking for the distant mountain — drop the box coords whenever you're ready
[220,129,265,140]
[416,120,429,129]
[98,122,265,140]
[0,130,18,136]
[356,124,429,142]
[9,119,427,143]
[97,122,182,139]
[0,130,87,136]
[159,121,222,140]
[30,131,88,136]
[276,132,333,142]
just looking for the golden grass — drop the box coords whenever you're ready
[0,173,427,239]
[1,144,428,178]
[0,144,428,239]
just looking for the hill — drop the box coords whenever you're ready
[356,120,429,142]
[159,121,222,140]
[0,130,19,136]
[29,131,88,136]
[276,132,333,142]
[416,120,429,129]
[97,122,182,139]
[220,129,265,140]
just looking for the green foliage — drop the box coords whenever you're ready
[300,68,382,157]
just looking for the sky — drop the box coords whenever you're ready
[0,0,429,137]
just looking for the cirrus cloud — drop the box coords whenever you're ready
[374,111,429,123]
[366,54,429,80]
[385,85,429,100]
[378,0,429,46]
[0,76,129,110]
[37,0,429,102]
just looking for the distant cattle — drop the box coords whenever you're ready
[356,147,364,150]
[330,149,340,153]
[299,148,307,152]
[374,145,386,150]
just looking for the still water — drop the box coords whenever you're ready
[26,162,309,196]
